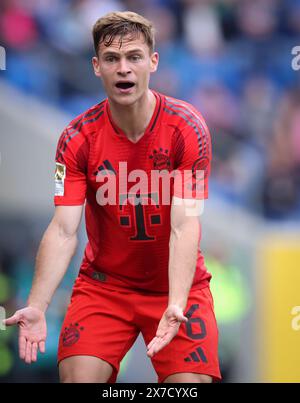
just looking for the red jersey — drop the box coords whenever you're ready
[54,91,212,293]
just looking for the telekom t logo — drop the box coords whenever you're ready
[119,192,160,241]
[0,46,6,71]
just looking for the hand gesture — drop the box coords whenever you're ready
[3,306,47,364]
[147,305,188,358]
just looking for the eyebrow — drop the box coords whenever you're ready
[102,48,144,57]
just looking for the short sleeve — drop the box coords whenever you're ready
[173,114,211,200]
[54,127,88,206]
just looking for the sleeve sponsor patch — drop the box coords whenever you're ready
[55,162,66,196]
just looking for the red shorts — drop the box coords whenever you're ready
[57,274,221,382]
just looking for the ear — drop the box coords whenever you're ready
[150,52,159,73]
[92,56,101,78]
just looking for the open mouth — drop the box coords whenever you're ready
[115,82,135,89]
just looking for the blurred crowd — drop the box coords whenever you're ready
[1,0,300,220]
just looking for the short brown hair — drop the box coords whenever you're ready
[92,11,155,55]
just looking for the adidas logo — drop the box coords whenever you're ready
[93,159,116,176]
[184,347,207,363]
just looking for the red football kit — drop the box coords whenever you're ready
[55,91,221,382]
[54,91,211,292]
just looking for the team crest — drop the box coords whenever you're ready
[192,157,209,178]
[149,148,170,170]
[62,322,84,347]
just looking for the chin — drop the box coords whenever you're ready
[111,93,139,106]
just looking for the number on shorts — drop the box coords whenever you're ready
[185,304,207,340]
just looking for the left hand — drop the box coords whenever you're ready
[146,305,188,358]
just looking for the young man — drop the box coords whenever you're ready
[4,11,221,383]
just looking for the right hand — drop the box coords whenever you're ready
[3,306,47,364]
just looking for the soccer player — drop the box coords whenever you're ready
[4,11,221,383]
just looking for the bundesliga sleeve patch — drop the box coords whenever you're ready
[54,162,66,196]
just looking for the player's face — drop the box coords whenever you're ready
[92,34,159,106]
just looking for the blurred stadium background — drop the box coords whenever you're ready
[0,0,300,383]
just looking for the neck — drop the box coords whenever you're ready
[108,90,156,142]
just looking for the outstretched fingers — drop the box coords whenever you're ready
[19,335,26,360]
[147,336,158,352]
[19,336,45,362]
[31,342,38,362]
[147,334,170,357]
[39,340,45,354]
[25,340,32,364]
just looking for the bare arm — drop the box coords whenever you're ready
[168,196,202,311]
[147,196,203,357]
[28,205,84,312]
[3,205,84,364]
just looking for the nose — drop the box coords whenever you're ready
[117,57,131,76]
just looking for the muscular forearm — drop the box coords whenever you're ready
[27,221,78,312]
[168,220,199,311]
